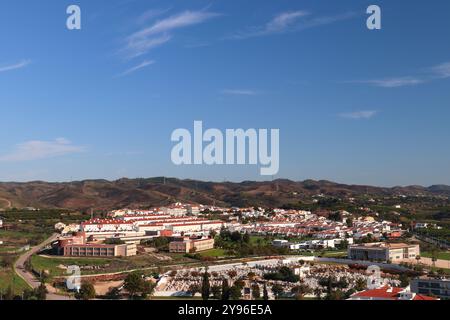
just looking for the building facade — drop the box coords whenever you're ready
[348,242,420,262]
[410,277,450,300]
[169,238,215,253]
[62,243,136,257]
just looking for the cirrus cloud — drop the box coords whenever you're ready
[0,138,86,162]
[0,60,31,73]
[123,10,220,58]
[350,61,450,88]
[339,110,378,120]
[221,89,259,96]
[228,11,354,40]
[116,60,155,77]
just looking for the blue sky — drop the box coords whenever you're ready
[0,0,449,186]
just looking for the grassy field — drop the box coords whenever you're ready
[30,252,195,279]
[422,251,450,261]
[198,248,228,258]
[30,255,122,277]
[249,235,272,246]
[0,209,96,292]
[0,268,30,294]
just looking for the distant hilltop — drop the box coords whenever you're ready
[0,177,449,210]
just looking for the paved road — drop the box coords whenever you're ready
[14,233,74,300]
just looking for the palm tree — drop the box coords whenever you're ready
[431,249,438,268]
[415,255,421,265]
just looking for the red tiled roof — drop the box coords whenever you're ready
[354,287,403,299]
[412,294,438,300]
[353,286,438,300]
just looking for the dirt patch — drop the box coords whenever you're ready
[93,280,123,295]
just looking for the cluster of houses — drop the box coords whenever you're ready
[52,202,413,261]
[53,203,222,257]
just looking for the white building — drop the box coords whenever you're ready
[272,239,289,247]
[187,205,201,215]
[81,219,137,233]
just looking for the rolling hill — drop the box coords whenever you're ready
[0,178,449,210]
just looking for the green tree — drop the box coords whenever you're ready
[201,268,210,300]
[326,289,346,300]
[291,284,311,300]
[262,283,269,300]
[229,285,242,300]
[106,286,121,299]
[36,283,48,300]
[124,272,143,299]
[242,233,250,244]
[399,273,410,288]
[75,282,96,300]
[415,255,421,264]
[123,272,155,299]
[271,284,284,300]
[251,283,260,300]
[211,285,221,300]
[431,249,438,268]
[221,279,230,300]
[140,280,156,299]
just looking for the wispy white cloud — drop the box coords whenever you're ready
[0,138,86,162]
[228,11,354,40]
[136,8,171,25]
[339,110,378,120]
[266,11,309,33]
[221,89,259,96]
[431,62,450,79]
[355,77,425,88]
[0,60,31,73]
[117,60,155,77]
[124,10,220,58]
[351,61,450,88]
[229,11,308,39]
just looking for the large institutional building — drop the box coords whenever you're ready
[410,277,450,300]
[55,232,137,257]
[169,237,215,253]
[348,242,420,263]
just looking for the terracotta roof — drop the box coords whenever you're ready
[354,287,403,299]
[353,286,438,300]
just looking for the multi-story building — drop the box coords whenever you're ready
[348,242,420,263]
[169,238,215,253]
[164,203,188,216]
[187,205,201,215]
[62,243,137,257]
[410,277,450,300]
[55,232,137,257]
[81,219,136,233]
